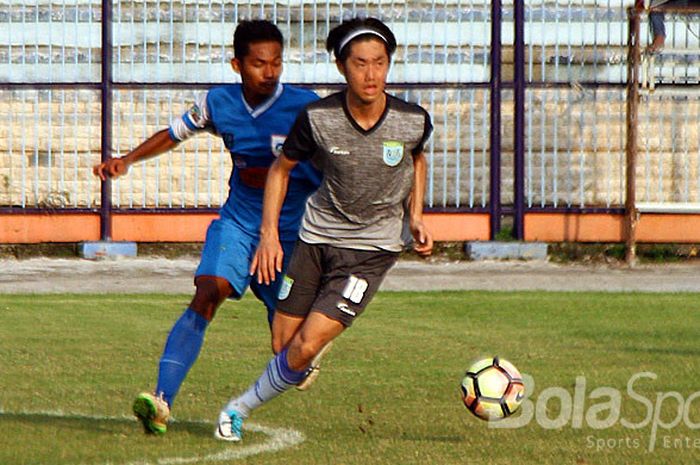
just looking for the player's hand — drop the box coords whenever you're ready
[93,157,129,181]
[410,219,433,258]
[250,232,283,285]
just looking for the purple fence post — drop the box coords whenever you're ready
[513,0,525,240]
[489,0,502,239]
[100,0,113,240]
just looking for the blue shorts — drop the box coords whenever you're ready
[195,217,296,325]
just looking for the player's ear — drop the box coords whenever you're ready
[231,57,241,75]
[335,59,346,77]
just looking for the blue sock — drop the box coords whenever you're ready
[276,347,308,385]
[155,308,209,407]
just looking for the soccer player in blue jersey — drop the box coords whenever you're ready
[93,20,320,436]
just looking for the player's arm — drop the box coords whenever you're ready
[93,129,178,180]
[94,93,211,181]
[408,151,433,257]
[250,153,299,285]
[251,106,317,283]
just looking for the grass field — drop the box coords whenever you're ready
[2,291,700,465]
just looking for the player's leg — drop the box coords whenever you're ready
[295,246,399,389]
[215,241,321,441]
[134,218,248,435]
[190,275,234,320]
[215,244,398,441]
[270,308,334,390]
[295,339,334,391]
[133,275,232,435]
[258,239,321,354]
[215,312,345,442]
[154,276,232,404]
[249,239,300,338]
[285,312,344,371]
[271,311,305,354]
[264,240,333,388]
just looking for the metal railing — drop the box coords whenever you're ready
[1,0,698,241]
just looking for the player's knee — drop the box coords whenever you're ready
[294,338,323,367]
[191,276,231,321]
[193,286,218,307]
[197,276,231,300]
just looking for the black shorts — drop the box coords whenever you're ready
[276,240,399,327]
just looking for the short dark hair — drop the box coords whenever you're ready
[326,17,397,63]
[233,20,284,59]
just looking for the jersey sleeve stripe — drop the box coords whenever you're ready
[169,92,211,142]
[182,113,198,131]
[167,127,180,142]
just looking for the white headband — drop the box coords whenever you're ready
[337,28,389,56]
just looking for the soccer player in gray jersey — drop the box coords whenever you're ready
[214,17,433,442]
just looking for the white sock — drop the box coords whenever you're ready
[222,348,306,419]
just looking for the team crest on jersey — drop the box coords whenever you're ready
[382,141,404,167]
[278,275,294,300]
[271,134,286,158]
[187,104,202,124]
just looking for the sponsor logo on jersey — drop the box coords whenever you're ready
[271,134,286,157]
[382,141,404,166]
[278,275,294,300]
[329,146,351,156]
[336,302,356,317]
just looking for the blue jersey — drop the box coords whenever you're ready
[169,84,320,242]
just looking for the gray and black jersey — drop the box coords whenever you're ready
[283,91,433,252]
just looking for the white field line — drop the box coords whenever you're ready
[0,408,305,464]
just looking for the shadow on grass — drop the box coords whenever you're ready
[397,433,465,443]
[0,410,293,465]
[619,346,700,357]
[0,411,212,437]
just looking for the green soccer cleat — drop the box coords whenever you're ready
[133,392,170,435]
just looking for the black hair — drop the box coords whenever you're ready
[325,17,397,63]
[233,20,284,59]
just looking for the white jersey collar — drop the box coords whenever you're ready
[243,83,284,118]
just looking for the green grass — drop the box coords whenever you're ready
[2,292,700,465]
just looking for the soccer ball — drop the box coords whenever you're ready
[460,356,525,421]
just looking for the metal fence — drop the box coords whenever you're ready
[1,1,698,239]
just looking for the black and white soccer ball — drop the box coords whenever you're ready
[460,356,525,421]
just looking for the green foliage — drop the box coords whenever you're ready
[494,225,515,242]
[1,292,700,465]
[636,244,685,263]
[548,242,700,264]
